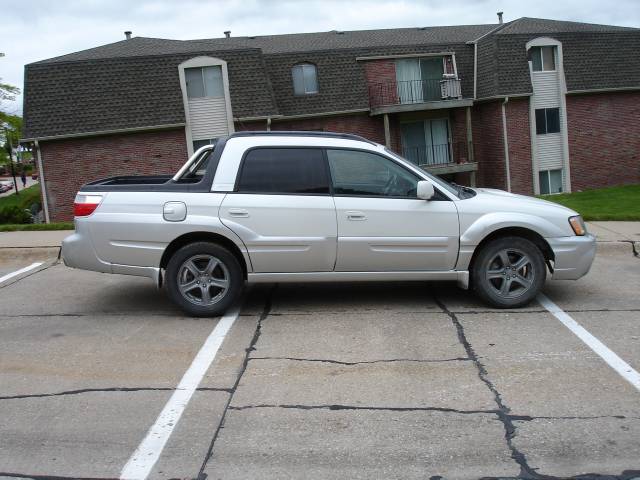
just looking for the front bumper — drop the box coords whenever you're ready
[548,233,596,280]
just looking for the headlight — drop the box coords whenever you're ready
[568,215,586,236]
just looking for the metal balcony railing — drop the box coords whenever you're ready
[369,77,463,108]
[401,141,472,167]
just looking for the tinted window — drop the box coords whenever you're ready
[545,108,560,133]
[292,64,319,95]
[535,109,547,134]
[539,169,563,194]
[530,46,555,72]
[541,46,556,71]
[185,66,223,99]
[237,148,329,194]
[535,108,560,134]
[327,149,420,197]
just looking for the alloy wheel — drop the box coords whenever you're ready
[177,254,230,306]
[485,248,535,299]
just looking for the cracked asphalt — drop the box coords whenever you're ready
[0,244,639,479]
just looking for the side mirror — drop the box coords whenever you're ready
[417,180,435,200]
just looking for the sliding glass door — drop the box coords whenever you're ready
[396,58,444,104]
[420,58,444,101]
[401,119,451,166]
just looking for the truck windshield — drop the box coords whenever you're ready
[384,148,461,198]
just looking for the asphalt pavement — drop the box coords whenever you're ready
[0,234,638,479]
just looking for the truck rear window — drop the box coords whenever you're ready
[236,148,330,194]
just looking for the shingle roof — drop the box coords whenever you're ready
[23,17,640,140]
[475,19,640,99]
[35,24,496,64]
[24,49,278,139]
[497,17,638,35]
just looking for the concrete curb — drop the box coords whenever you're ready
[595,241,638,257]
[0,246,61,264]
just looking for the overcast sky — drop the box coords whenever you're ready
[1,0,639,115]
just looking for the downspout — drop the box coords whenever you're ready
[34,140,51,223]
[501,97,512,192]
[266,116,272,132]
[473,42,478,99]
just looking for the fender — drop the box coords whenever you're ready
[456,212,568,270]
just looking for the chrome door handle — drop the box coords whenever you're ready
[228,208,249,218]
[346,211,366,221]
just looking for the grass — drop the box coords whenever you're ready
[0,184,73,230]
[541,184,640,221]
[0,184,42,210]
[0,222,74,232]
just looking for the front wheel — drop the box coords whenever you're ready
[472,236,546,308]
[165,242,243,317]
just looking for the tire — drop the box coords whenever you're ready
[471,236,546,308]
[165,242,243,317]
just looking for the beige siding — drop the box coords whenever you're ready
[188,97,230,140]
[531,70,564,171]
[532,71,561,108]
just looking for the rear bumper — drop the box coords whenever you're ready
[62,221,160,284]
[61,222,110,274]
[548,234,596,280]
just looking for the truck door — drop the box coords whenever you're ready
[219,147,337,273]
[326,148,459,272]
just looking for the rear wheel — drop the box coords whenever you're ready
[472,236,546,308]
[165,242,243,317]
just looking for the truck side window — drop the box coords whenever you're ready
[326,149,420,197]
[236,148,329,194]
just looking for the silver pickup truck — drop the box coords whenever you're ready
[62,131,596,316]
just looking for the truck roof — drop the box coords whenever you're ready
[227,131,378,146]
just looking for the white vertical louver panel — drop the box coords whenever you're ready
[532,71,561,108]
[531,69,564,171]
[536,134,564,170]
[188,97,229,140]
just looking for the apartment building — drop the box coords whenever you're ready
[21,17,640,221]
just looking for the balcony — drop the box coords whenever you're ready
[368,77,472,115]
[401,141,478,178]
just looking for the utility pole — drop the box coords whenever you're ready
[3,127,19,195]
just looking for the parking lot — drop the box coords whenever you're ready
[0,243,639,479]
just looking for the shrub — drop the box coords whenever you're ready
[0,205,32,224]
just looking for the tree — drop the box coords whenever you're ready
[0,52,20,105]
[0,52,22,165]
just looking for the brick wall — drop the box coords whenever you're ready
[505,98,533,194]
[472,101,506,190]
[567,91,640,190]
[471,99,533,194]
[238,113,387,145]
[449,108,470,164]
[41,129,188,222]
[362,60,397,107]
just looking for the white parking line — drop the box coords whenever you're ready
[120,305,241,480]
[538,293,640,392]
[0,262,44,285]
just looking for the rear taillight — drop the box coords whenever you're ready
[74,194,103,217]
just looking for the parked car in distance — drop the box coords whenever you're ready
[62,132,596,316]
[0,182,13,193]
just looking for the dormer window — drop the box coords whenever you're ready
[529,46,556,72]
[185,66,224,98]
[292,63,319,95]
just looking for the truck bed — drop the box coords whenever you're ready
[80,174,210,193]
